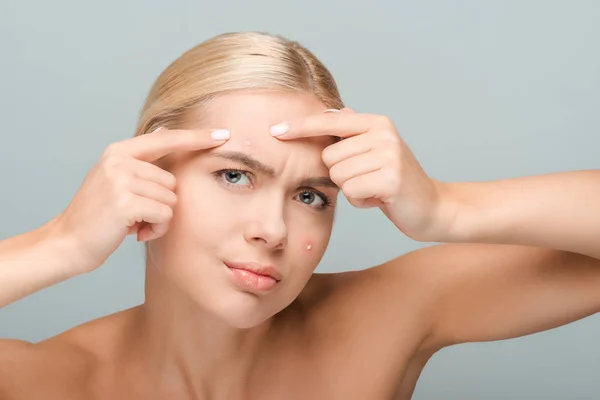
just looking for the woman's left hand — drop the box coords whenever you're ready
[270,108,453,242]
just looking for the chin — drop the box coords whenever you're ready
[170,258,291,328]
[208,291,276,329]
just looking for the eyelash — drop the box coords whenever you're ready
[212,168,332,210]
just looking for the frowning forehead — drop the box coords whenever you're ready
[201,90,336,151]
[197,90,336,170]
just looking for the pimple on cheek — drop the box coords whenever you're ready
[303,240,313,252]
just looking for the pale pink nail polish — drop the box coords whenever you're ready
[270,124,289,136]
[211,129,231,140]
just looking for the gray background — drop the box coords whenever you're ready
[1,0,599,398]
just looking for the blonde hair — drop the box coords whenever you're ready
[133,31,344,137]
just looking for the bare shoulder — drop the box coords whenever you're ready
[310,244,444,312]
[310,246,450,331]
[312,242,573,350]
[0,336,96,399]
[0,307,138,399]
[319,242,493,306]
[303,244,473,349]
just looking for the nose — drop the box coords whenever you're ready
[243,200,288,250]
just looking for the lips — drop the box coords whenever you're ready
[224,260,282,292]
[224,261,282,281]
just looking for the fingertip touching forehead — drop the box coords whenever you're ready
[203,90,336,146]
[195,90,340,190]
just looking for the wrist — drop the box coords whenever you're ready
[437,181,504,244]
[432,181,474,243]
[38,215,89,276]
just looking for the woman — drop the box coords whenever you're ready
[0,31,598,399]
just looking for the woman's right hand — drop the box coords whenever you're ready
[51,127,230,274]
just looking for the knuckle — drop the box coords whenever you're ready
[115,192,134,213]
[321,147,336,167]
[377,129,399,144]
[376,135,400,153]
[328,164,344,184]
[109,180,133,212]
[382,148,400,165]
[102,142,122,157]
[101,154,125,173]
[113,174,133,190]
[375,115,394,128]
[341,180,357,197]
[383,168,401,188]
[103,169,121,189]
[160,204,174,221]
[164,172,177,190]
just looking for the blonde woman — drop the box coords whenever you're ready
[0,31,599,399]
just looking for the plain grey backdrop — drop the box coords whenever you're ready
[1,0,599,398]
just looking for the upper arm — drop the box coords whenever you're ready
[407,243,600,349]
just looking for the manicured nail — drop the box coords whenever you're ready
[211,129,230,140]
[270,123,289,137]
[324,109,341,113]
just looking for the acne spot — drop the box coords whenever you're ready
[305,243,312,251]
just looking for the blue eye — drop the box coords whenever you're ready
[296,190,331,210]
[298,191,320,205]
[215,169,252,187]
[213,170,332,211]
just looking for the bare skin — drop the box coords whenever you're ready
[1,91,599,399]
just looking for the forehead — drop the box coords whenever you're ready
[203,90,326,130]
[186,91,337,181]
[200,90,334,150]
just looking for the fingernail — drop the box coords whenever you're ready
[324,109,341,113]
[270,123,289,137]
[150,126,164,134]
[211,129,230,140]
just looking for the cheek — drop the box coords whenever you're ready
[299,234,326,256]
[164,176,233,247]
[293,211,335,258]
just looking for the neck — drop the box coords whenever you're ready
[128,263,274,397]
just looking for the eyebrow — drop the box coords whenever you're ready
[210,151,339,190]
[299,177,339,190]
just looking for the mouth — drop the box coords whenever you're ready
[224,261,282,292]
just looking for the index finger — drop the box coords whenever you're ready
[269,112,376,140]
[111,128,230,162]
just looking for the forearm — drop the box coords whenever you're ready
[0,217,82,308]
[441,170,600,260]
